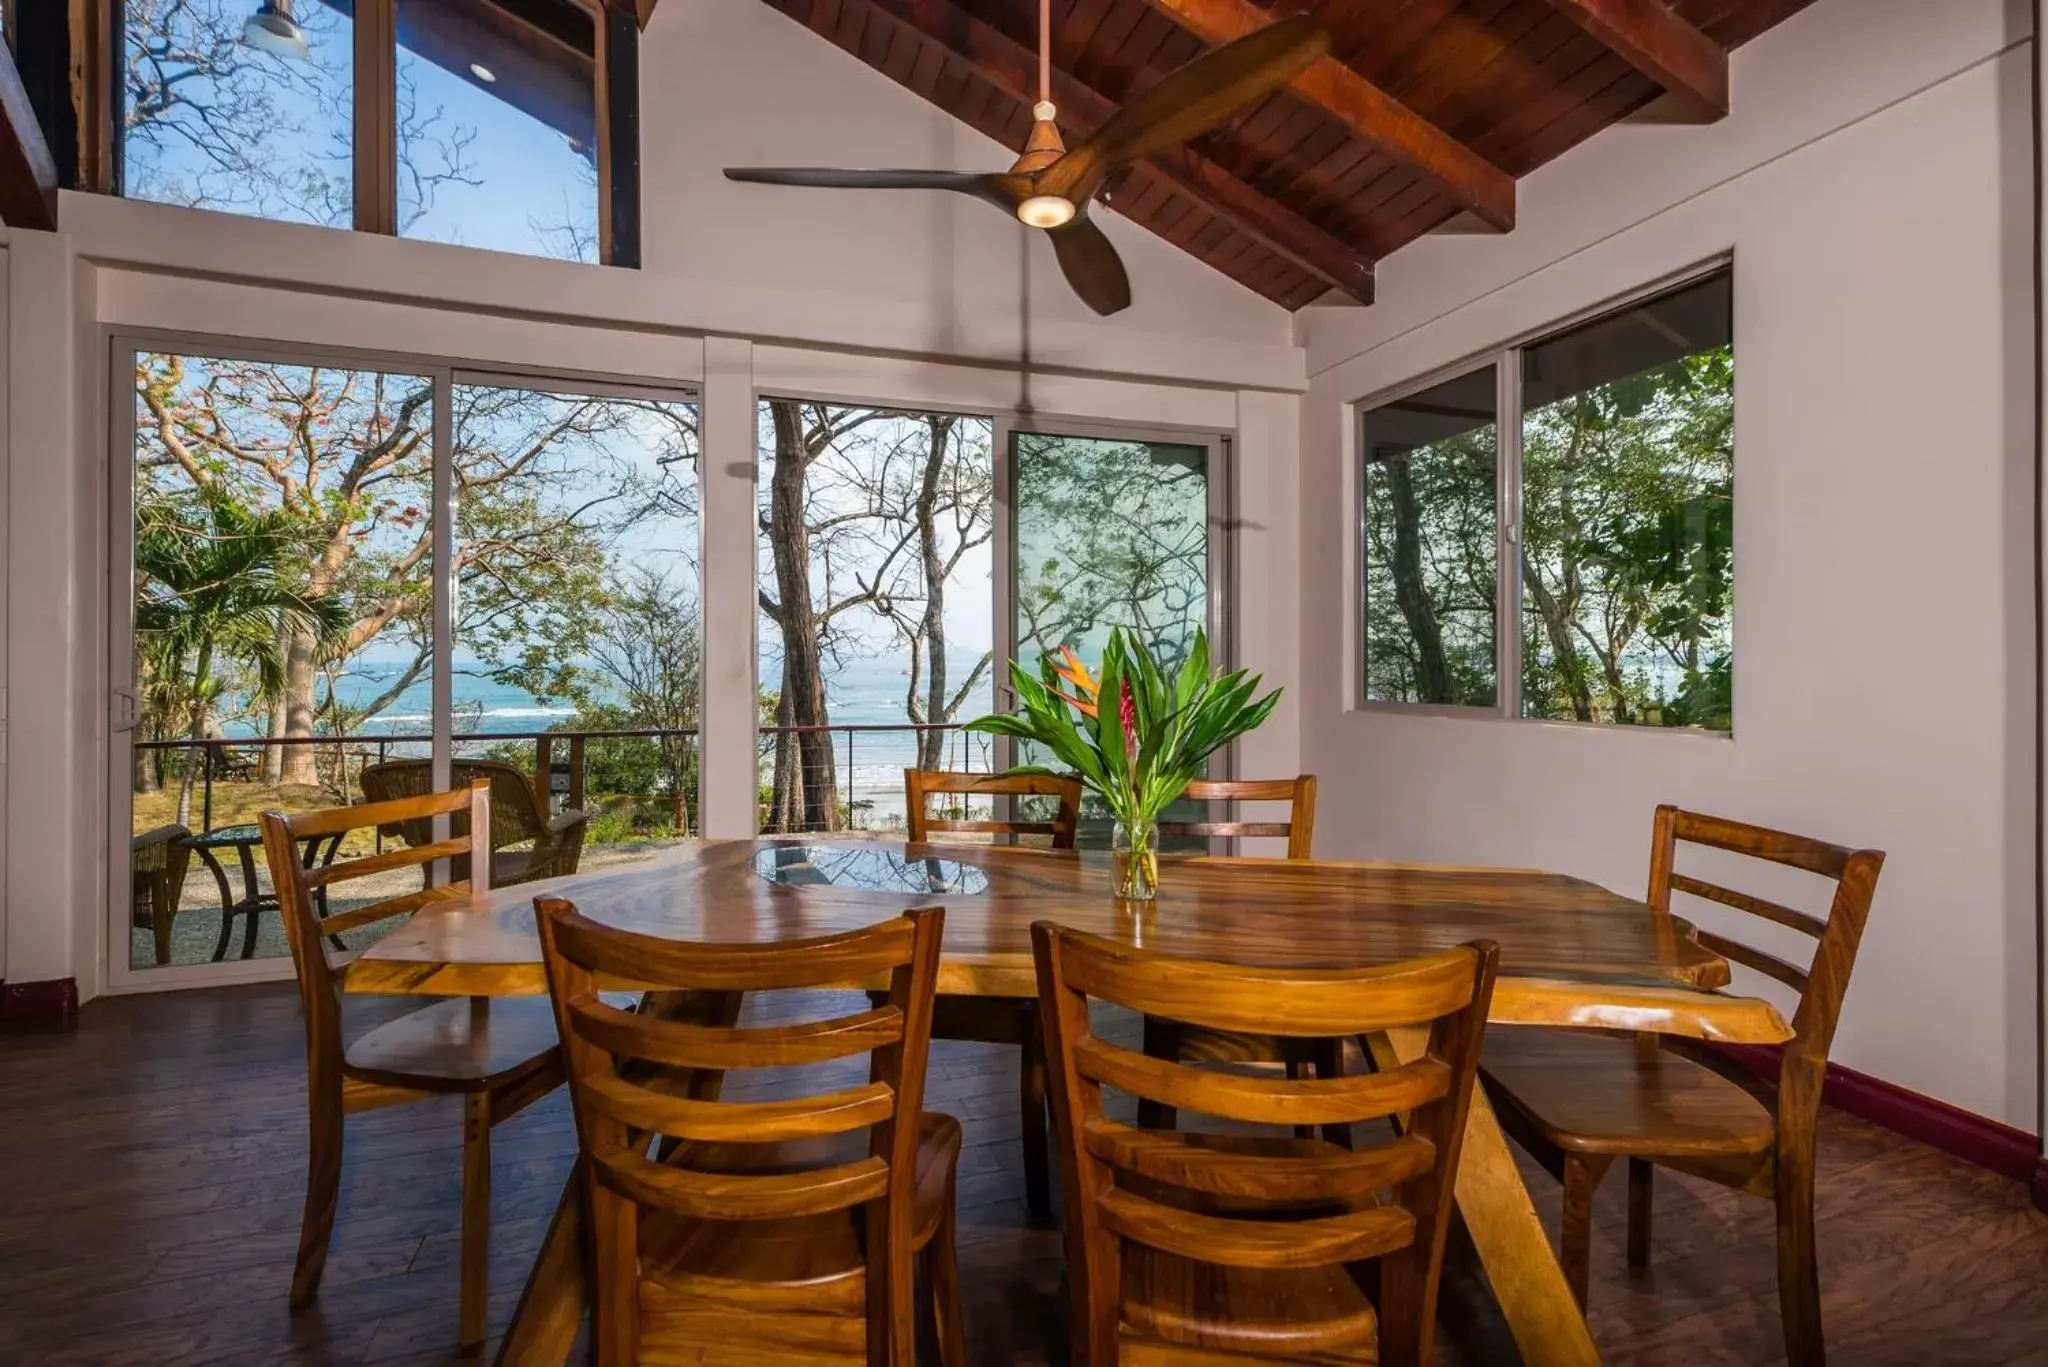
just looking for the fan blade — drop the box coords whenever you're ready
[1044,15,1328,202]
[724,167,1032,210]
[1048,217,1132,316]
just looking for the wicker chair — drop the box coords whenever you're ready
[358,759,590,887]
[131,823,193,966]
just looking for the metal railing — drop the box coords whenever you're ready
[133,723,992,838]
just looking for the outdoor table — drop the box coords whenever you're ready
[346,837,1794,1367]
[181,823,344,961]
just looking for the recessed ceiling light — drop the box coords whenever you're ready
[470,63,497,83]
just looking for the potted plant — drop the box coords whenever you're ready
[966,628,1280,901]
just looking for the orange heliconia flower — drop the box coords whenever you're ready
[1050,645,1100,718]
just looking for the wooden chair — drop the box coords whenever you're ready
[535,898,965,1366]
[1142,776,1335,1134]
[130,822,192,966]
[1034,923,1499,1366]
[258,782,564,1353]
[1479,805,1884,1365]
[902,768,1082,1224]
[360,758,590,886]
[1155,775,1318,858]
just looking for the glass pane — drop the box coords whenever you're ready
[1520,272,1733,731]
[1012,431,1211,846]
[120,0,354,224]
[129,353,432,969]
[1360,366,1498,707]
[449,383,700,865]
[756,401,998,836]
[395,0,600,260]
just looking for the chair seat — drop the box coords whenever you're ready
[342,996,561,1093]
[638,1112,962,1315]
[1480,1029,1777,1160]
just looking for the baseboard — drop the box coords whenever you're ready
[0,978,80,1021]
[1712,1042,2045,1209]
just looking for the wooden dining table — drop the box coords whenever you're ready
[346,836,1794,1367]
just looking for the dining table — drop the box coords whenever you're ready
[344,836,1795,1367]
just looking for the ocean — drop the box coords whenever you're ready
[303,650,999,827]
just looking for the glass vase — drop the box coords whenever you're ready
[1112,816,1160,902]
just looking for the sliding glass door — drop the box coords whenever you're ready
[111,338,697,985]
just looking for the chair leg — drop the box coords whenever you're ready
[459,1091,493,1354]
[1559,1154,1610,1310]
[291,1084,344,1309]
[1019,1021,1053,1226]
[1627,1157,1654,1269]
[1776,1155,1825,1366]
[927,1177,969,1367]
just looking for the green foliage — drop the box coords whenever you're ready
[967,627,1279,823]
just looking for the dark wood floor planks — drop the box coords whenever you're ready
[3,983,2045,1365]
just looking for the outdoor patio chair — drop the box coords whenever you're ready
[359,759,590,888]
[130,822,192,966]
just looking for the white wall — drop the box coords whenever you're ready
[0,0,1307,997]
[1299,0,2039,1128]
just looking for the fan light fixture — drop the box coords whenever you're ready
[242,0,311,61]
[1016,195,1076,229]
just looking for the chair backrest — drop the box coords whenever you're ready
[536,899,945,1364]
[903,769,1082,847]
[258,782,491,1076]
[1647,805,1884,1085]
[1033,923,1498,1367]
[360,758,545,851]
[1156,775,1317,858]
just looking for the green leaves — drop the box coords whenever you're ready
[966,626,1281,822]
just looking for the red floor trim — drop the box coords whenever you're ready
[0,978,80,1020]
[1712,1042,2045,1210]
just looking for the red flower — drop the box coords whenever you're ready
[1119,679,1138,769]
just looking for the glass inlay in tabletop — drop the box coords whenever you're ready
[751,845,991,895]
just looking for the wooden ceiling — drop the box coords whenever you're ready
[753,0,1817,308]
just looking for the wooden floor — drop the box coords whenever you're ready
[3,983,2046,1366]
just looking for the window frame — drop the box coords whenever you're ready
[86,0,641,266]
[1352,257,1734,735]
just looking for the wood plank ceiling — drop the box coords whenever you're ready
[752,0,1817,308]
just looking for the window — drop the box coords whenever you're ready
[115,0,631,264]
[1359,365,1498,708]
[756,401,998,835]
[1359,269,1733,733]
[118,342,697,974]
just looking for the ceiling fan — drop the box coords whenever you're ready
[724,3,1329,316]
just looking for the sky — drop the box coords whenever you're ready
[122,0,597,261]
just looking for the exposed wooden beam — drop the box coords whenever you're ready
[0,34,56,229]
[1136,0,1513,231]
[860,0,1375,303]
[1540,0,1728,121]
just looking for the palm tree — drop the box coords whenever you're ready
[135,488,350,825]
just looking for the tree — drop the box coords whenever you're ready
[1520,347,1733,728]
[584,567,702,831]
[134,355,697,784]
[757,401,889,832]
[135,485,349,823]
[1013,434,1210,673]
[858,414,994,771]
[121,0,476,228]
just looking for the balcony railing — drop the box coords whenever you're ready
[133,722,994,839]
